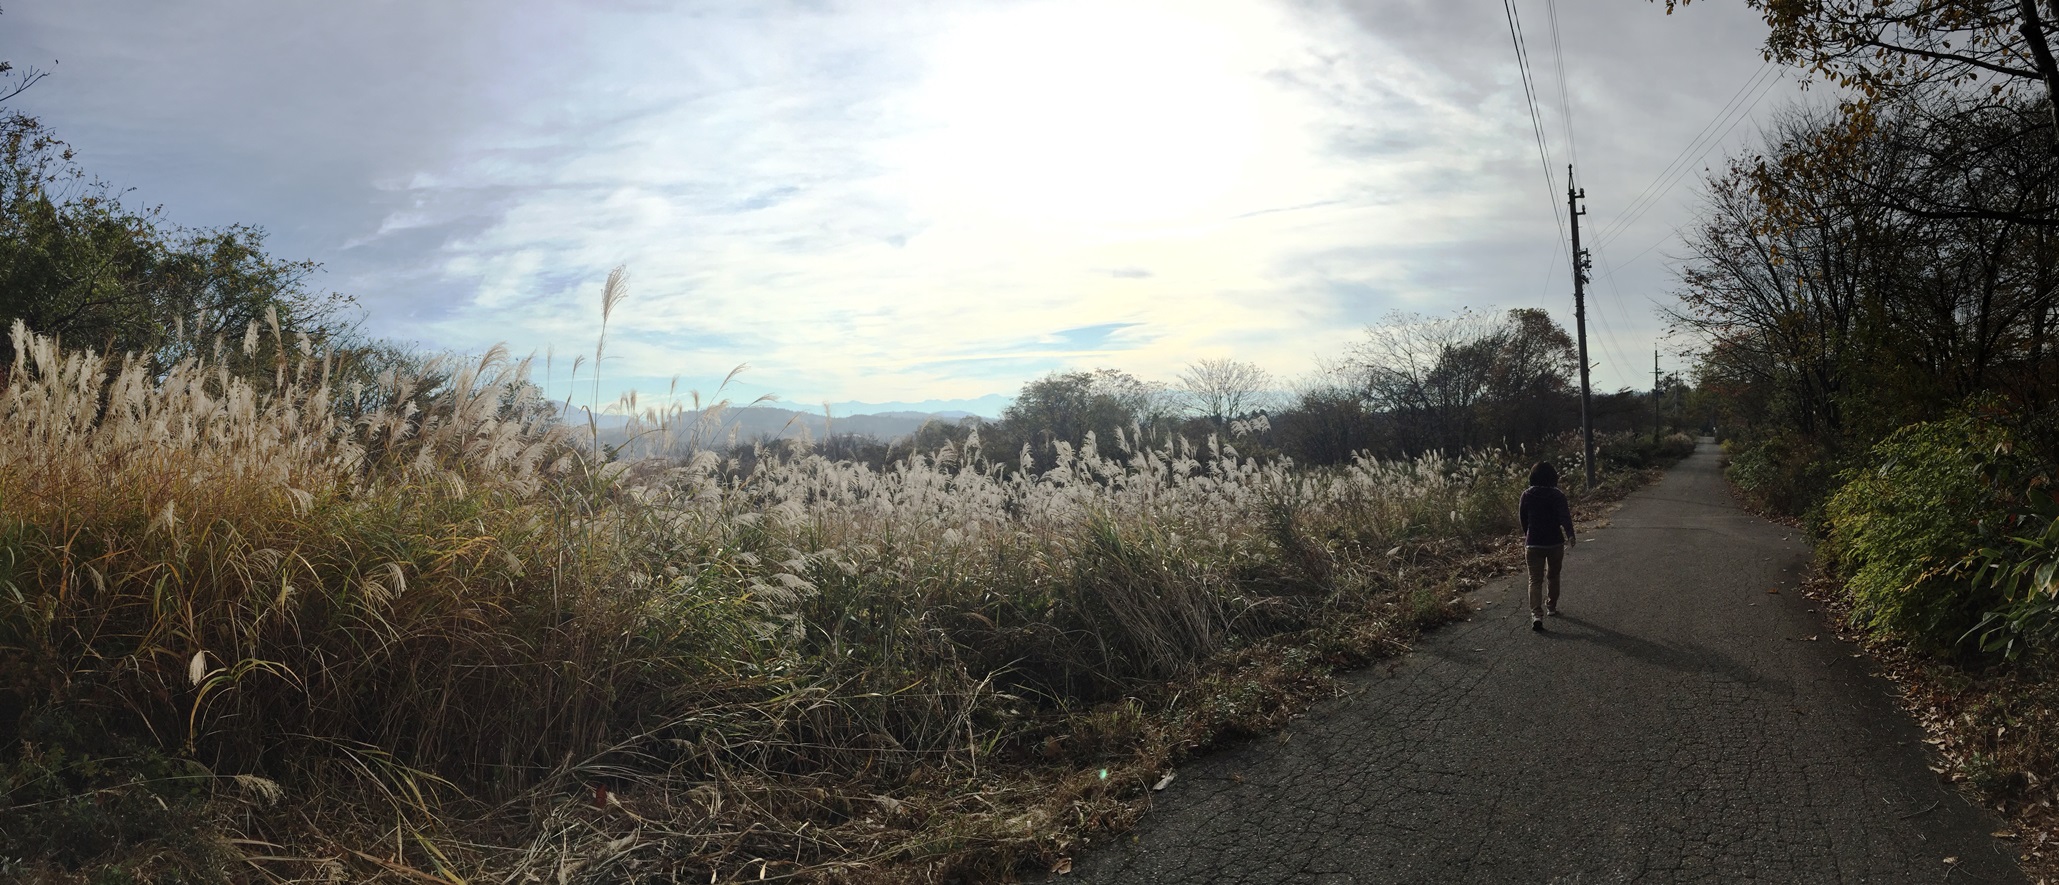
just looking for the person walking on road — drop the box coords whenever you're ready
[1519,461,1577,631]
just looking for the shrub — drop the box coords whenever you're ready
[1824,409,2034,652]
[1727,431,1842,523]
[1595,431,1698,471]
[1961,478,2059,659]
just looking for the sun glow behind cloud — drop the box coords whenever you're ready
[9,0,1799,413]
[898,1,1306,231]
[356,1,1548,406]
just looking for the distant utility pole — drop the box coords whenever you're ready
[1568,165,1595,489]
[1653,349,1662,444]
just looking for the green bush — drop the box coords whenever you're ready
[1824,410,2033,652]
[0,707,233,883]
[1596,432,1698,470]
[1727,432,1842,524]
[1960,480,2059,659]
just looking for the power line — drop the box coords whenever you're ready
[1545,0,1579,175]
[1591,65,1787,279]
[1506,2,1632,404]
[1504,0,1567,250]
[1533,246,1563,308]
[1593,235,1669,280]
[1503,0,1570,313]
[1595,61,1772,247]
[1596,63,1785,251]
[1583,241,1634,379]
[1541,0,1599,366]
[1589,242,1642,372]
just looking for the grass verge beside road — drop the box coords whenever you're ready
[0,322,1688,883]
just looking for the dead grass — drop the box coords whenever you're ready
[0,311,1675,883]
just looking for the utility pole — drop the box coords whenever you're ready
[1568,165,1595,489]
[1653,349,1662,444]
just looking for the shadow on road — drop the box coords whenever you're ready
[1544,614,1776,689]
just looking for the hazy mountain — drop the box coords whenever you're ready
[583,403,991,453]
[821,395,1009,420]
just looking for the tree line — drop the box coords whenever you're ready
[812,306,1674,477]
[1669,1,2059,486]
[1659,0,2059,659]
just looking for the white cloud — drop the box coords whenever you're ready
[390,0,1553,404]
[8,0,1809,404]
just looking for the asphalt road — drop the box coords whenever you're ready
[1065,440,2024,884]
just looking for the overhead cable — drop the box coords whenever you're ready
[1504,0,1567,249]
[1596,63,1785,252]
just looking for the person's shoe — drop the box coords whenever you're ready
[1546,605,1560,617]
[1531,617,1544,632]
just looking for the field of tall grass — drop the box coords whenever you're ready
[0,316,1660,883]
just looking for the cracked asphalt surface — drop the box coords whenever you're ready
[1065,441,2024,884]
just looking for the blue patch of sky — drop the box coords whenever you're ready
[724,185,803,214]
[1045,322,1144,351]
[900,353,1070,378]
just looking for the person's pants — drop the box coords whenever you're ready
[1527,544,1564,617]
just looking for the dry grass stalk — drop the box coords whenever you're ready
[0,311,1675,883]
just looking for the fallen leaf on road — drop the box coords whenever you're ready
[1052,858,1073,874]
[1152,773,1176,791]
[1803,635,1819,641]
[1993,831,2018,839]
[1766,587,1781,594]
[1944,856,1959,865]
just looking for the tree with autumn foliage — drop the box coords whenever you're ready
[1664,0,2059,226]
[1675,100,2059,445]
[1340,308,1580,456]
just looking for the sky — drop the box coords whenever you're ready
[2,0,1812,416]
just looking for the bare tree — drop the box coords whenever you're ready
[1673,98,2059,438]
[1176,358,1273,429]
[995,368,1174,467]
[0,9,52,106]
[1347,311,1496,452]
[1345,309,1578,454]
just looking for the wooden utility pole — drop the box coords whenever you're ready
[1568,165,1595,489]
[1653,349,1662,444]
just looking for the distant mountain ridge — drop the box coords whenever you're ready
[580,403,993,452]
[821,395,1008,420]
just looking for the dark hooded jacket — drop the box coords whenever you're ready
[1519,485,1574,547]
